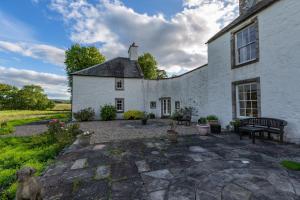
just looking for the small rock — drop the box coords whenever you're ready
[93,144,106,150]
[143,169,174,180]
[151,151,160,155]
[135,160,150,173]
[188,154,203,162]
[71,158,88,170]
[189,146,207,153]
[95,165,110,180]
[149,190,166,200]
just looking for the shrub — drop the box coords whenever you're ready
[171,109,183,120]
[73,107,95,121]
[198,117,207,124]
[123,110,144,120]
[148,113,155,119]
[47,119,65,135]
[100,105,117,121]
[206,115,218,121]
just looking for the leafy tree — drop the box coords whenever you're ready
[0,83,18,110]
[138,53,159,79]
[157,69,168,79]
[65,44,106,89]
[16,85,55,110]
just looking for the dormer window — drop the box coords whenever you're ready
[232,19,259,68]
[115,78,124,90]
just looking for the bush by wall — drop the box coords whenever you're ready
[100,105,117,121]
[123,110,144,120]
[73,107,95,121]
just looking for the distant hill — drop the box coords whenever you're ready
[50,99,71,104]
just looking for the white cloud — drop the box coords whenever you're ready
[0,41,65,67]
[49,0,239,74]
[0,66,69,99]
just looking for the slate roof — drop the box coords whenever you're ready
[207,0,279,43]
[72,57,144,78]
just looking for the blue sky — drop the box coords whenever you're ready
[0,0,238,99]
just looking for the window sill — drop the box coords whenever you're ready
[232,58,259,69]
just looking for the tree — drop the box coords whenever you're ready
[65,44,106,89]
[0,83,18,110]
[157,69,168,79]
[138,53,159,79]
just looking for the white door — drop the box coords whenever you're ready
[161,98,171,117]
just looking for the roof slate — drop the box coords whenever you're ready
[72,57,144,78]
[207,0,279,43]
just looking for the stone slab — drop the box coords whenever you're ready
[93,144,106,150]
[95,165,110,180]
[71,158,88,170]
[135,160,150,173]
[189,146,207,153]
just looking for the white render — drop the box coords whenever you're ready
[72,0,300,143]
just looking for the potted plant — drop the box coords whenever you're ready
[206,115,219,125]
[141,112,149,125]
[196,117,210,136]
[79,130,93,146]
[230,119,241,133]
[167,121,178,143]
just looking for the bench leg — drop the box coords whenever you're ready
[280,134,284,144]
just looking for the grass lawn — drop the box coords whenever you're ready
[281,160,300,171]
[0,134,68,200]
[52,103,71,111]
[0,109,71,135]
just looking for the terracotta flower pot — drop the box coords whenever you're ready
[167,130,178,143]
[196,124,210,136]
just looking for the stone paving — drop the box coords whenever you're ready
[41,133,300,200]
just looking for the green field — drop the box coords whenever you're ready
[0,104,71,135]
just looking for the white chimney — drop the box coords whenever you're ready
[128,42,138,60]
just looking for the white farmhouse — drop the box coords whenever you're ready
[72,0,300,143]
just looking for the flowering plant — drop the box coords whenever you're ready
[48,119,65,135]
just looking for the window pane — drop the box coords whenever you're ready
[239,101,246,109]
[244,84,251,93]
[242,29,249,45]
[246,109,252,116]
[251,83,257,91]
[239,92,245,100]
[246,45,251,60]
[252,109,258,117]
[252,101,258,109]
[250,25,256,42]
[238,85,244,93]
[237,33,243,48]
[246,101,252,108]
[240,109,246,116]
[250,43,257,60]
[251,92,257,101]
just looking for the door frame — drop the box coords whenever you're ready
[160,97,171,118]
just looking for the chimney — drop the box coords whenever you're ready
[239,0,260,15]
[128,42,138,60]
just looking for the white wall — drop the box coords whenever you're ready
[144,66,208,121]
[72,76,145,119]
[207,0,300,143]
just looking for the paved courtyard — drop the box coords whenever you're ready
[41,132,300,200]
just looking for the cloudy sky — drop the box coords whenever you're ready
[0,0,239,99]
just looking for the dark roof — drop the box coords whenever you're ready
[72,57,144,78]
[207,0,279,43]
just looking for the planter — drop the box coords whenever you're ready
[196,124,210,136]
[141,119,148,125]
[78,134,91,146]
[167,130,178,143]
[210,124,221,134]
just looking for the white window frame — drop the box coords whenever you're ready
[236,82,258,118]
[115,78,124,90]
[235,23,257,65]
[115,98,124,113]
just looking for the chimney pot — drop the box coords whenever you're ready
[128,42,139,60]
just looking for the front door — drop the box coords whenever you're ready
[161,98,171,117]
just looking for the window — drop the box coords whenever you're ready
[175,101,180,111]
[115,78,124,90]
[236,82,258,118]
[115,98,124,113]
[235,23,258,65]
[150,101,156,109]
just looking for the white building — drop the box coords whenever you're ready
[72,0,300,143]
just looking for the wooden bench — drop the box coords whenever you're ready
[239,118,288,144]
